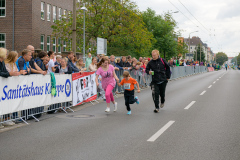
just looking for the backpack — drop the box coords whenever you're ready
[160,58,172,77]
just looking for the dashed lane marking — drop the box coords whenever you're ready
[200,90,206,95]
[208,85,212,88]
[147,121,175,142]
[184,101,196,110]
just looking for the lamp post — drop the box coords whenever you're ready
[188,31,198,60]
[81,3,88,63]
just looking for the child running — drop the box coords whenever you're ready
[117,71,140,115]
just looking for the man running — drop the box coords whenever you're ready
[146,50,171,113]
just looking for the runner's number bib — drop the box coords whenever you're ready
[124,83,131,90]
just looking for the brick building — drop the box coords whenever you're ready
[0,0,73,53]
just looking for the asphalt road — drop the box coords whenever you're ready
[1,69,240,160]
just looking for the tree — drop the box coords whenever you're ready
[237,53,240,66]
[142,8,178,60]
[51,0,154,58]
[193,44,205,62]
[177,39,188,58]
[216,52,228,65]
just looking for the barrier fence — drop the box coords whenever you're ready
[0,66,207,125]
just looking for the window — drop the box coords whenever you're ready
[58,38,61,53]
[53,6,56,22]
[41,2,44,20]
[47,36,50,52]
[0,0,6,17]
[53,37,56,52]
[63,41,66,52]
[0,33,6,48]
[58,8,62,20]
[41,35,44,50]
[63,9,67,18]
[47,4,51,21]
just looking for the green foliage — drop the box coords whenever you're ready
[193,44,205,62]
[142,8,178,60]
[177,39,188,58]
[216,52,228,65]
[237,53,240,66]
[51,0,154,58]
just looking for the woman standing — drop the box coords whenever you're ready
[88,57,97,71]
[55,57,72,74]
[76,58,87,71]
[95,58,119,112]
[5,51,26,75]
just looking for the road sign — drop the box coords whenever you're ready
[97,37,107,55]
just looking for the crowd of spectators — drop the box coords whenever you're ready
[1,45,215,127]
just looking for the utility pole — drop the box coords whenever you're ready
[72,0,76,54]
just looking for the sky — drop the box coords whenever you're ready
[133,0,240,57]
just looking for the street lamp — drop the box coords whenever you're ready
[188,31,198,60]
[81,3,88,63]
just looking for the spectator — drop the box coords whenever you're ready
[55,57,72,74]
[76,58,87,71]
[16,49,32,75]
[5,51,26,75]
[72,55,77,66]
[110,55,120,71]
[88,57,97,71]
[67,51,80,73]
[35,51,48,71]
[119,56,131,69]
[139,57,143,63]
[85,53,92,69]
[26,45,46,75]
[55,55,62,68]
[47,51,57,73]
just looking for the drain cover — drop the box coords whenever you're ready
[66,114,95,118]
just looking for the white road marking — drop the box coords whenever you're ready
[184,101,196,110]
[147,121,175,142]
[200,90,206,95]
[213,81,216,84]
[208,85,212,88]
[217,79,219,81]
[219,77,221,78]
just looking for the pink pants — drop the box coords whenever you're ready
[104,85,115,103]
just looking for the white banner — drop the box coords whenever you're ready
[0,74,72,115]
[72,72,97,106]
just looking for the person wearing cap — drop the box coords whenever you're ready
[145,50,171,113]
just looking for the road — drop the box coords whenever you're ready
[1,69,240,160]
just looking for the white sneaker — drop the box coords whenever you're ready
[105,107,110,112]
[160,103,164,108]
[114,102,117,112]
[3,121,15,126]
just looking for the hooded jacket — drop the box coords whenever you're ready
[145,58,171,83]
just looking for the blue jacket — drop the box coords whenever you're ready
[67,57,79,73]
[16,56,31,74]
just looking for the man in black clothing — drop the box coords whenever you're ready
[146,50,171,113]
[119,56,131,69]
[26,45,46,75]
[67,51,80,73]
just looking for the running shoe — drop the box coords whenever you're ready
[160,103,164,108]
[154,109,159,113]
[135,96,140,104]
[105,107,110,112]
[127,111,131,115]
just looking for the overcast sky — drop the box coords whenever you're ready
[133,0,240,57]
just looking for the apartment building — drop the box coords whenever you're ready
[0,0,73,53]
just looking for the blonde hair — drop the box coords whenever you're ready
[76,58,85,69]
[56,55,62,59]
[0,48,7,59]
[152,49,160,55]
[4,51,18,70]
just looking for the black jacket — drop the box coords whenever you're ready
[35,57,46,71]
[67,57,79,73]
[119,60,131,68]
[145,58,171,83]
[0,61,10,78]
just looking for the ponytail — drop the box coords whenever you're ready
[97,57,107,69]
